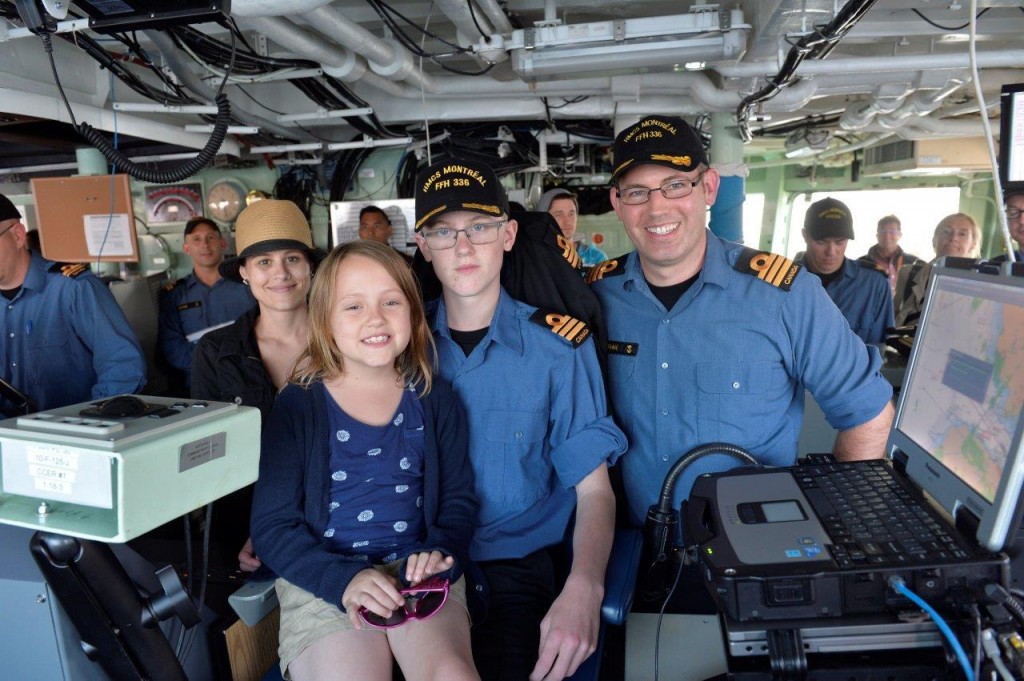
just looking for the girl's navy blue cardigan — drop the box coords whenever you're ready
[251,378,477,610]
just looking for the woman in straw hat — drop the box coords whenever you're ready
[191,198,324,572]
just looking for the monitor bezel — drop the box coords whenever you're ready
[999,82,1024,196]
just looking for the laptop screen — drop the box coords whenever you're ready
[889,266,1024,552]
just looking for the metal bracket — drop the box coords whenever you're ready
[613,19,626,42]
[523,27,535,50]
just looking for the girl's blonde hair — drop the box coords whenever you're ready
[292,241,434,394]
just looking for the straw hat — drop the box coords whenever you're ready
[219,199,324,281]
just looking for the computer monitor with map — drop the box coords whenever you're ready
[889,266,1024,551]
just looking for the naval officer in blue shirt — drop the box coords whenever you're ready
[798,197,894,345]
[158,217,255,388]
[413,158,627,681]
[0,192,145,415]
[587,116,894,533]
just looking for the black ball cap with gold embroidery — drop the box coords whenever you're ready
[611,115,708,183]
[415,157,509,231]
[804,197,855,240]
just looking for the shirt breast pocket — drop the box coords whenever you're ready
[608,350,638,384]
[30,322,74,385]
[484,410,548,506]
[695,361,786,447]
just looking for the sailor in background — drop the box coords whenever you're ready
[797,197,894,346]
[0,192,145,415]
[537,188,607,267]
[158,217,255,391]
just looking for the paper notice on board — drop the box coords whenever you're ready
[84,214,134,257]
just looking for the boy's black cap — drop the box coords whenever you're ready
[0,193,22,222]
[183,216,220,237]
[804,197,855,240]
[415,157,509,231]
[611,115,708,183]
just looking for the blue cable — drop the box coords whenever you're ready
[890,577,974,681]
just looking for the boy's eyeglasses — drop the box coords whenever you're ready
[615,172,706,206]
[420,221,506,249]
[358,577,450,629]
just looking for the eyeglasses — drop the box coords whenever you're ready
[420,221,506,250]
[1006,208,1024,220]
[358,577,450,629]
[876,229,901,235]
[615,172,706,206]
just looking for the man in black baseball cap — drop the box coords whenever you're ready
[589,116,894,610]
[799,197,893,345]
[413,157,626,681]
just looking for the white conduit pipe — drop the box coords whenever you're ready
[239,16,407,97]
[230,0,334,18]
[303,5,436,90]
[434,0,494,41]
[476,0,514,34]
[876,78,965,129]
[715,49,1024,78]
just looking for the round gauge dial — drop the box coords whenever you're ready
[206,178,248,223]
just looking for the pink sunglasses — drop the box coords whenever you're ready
[358,577,450,629]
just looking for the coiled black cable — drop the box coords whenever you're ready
[76,93,231,184]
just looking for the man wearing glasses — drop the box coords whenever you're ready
[414,158,627,681]
[588,116,893,565]
[857,215,921,294]
[994,189,1024,263]
[0,192,145,416]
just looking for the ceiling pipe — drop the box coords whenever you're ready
[474,0,514,35]
[876,78,966,129]
[229,0,334,18]
[143,29,306,142]
[839,84,912,130]
[238,16,407,97]
[715,49,1024,79]
[434,0,494,42]
[302,5,436,91]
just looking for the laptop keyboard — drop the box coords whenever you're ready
[794,460,972,568]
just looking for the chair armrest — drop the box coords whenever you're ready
[601,528,642,626]
[228,579,279,627]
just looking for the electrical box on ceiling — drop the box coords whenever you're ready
[861,138,992,177]
[71,0,229,33]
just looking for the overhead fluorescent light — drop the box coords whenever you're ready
[507,10,750,79]
[184,125,259,134]
[277,107,374,123]
[249,142,325,154]
[114,103,218,114]
[326,137,413,151]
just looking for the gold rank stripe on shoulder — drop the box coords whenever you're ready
[58,263,88,278]
[556,234,583,269]
[585,257,625,284]
[734,248,800,292]
[529,309,590,347]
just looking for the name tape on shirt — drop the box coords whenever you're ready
[176,300,203,312]
[734,248,800,291]
[529,310,590,347]
[607,340,639,356]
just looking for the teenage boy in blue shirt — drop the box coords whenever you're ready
[414,158,627,681]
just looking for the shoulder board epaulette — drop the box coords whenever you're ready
[49,262,89,279]
[554,234,583,270]
[584,257,627,284]
[733,248,800,292]
[528,309,590,348]
[162,279,180,292]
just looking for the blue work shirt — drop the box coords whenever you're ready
[429,289,627,561]
[158,272,254,376]
[803,257,894,345]
[590,233,893,527]
[0,252,146,414]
